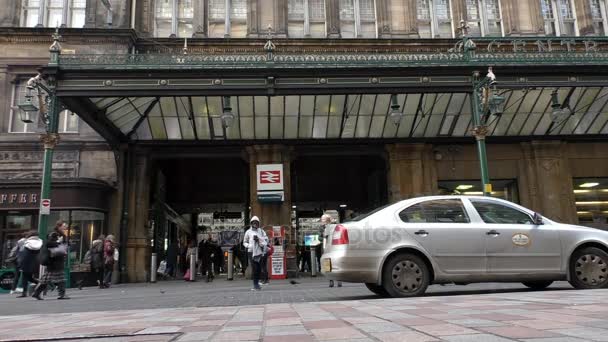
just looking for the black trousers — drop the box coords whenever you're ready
[11,268,20,291]
[260,254,269,282]
[20,272,37,292]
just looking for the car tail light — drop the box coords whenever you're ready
[332,225,349,245]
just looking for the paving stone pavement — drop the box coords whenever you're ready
[0,287,606,342]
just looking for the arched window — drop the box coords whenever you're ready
[288,0,327,38]
[339,0,377,38]
[417,0,453,38]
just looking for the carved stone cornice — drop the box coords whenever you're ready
[0,28,137,45]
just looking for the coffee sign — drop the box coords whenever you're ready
[0,192,38,208]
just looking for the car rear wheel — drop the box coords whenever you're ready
[382,253,430,298]
[569,247,608,290]
[365,283,389,297]
[522,280,553,290]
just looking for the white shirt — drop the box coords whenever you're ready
[243,228,267,257]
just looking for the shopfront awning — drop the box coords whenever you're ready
[48,35,608,145]
[83,89,608,141]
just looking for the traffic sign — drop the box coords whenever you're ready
[40,199,51,215]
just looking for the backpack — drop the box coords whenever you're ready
[5,245,19,264]
[38,242,50,266]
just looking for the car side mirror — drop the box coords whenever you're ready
[532,212,543,225]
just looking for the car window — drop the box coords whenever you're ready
[399,199,470,223]
[470,200,533,224]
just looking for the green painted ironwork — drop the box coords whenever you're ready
[57,36,608,70]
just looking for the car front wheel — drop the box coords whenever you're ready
[522,280,553,290]
[365,283,389,297]
[382,253,430,298]
[569,247,608,290]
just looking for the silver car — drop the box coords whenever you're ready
[321,196,608,297]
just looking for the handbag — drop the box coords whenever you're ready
[49,244,67,258]
[183,268,191,280]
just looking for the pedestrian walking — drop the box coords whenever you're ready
[16,231,42,298]
[102,235,118,288]
[198,234,215,282]
[166,240,178,278]
[260,236,274,285]
[87,234,105,288]
[6,233,27,294]
[33,220,70,300]
[243,216,267,291]
[320,214,342,288]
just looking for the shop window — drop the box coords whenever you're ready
[589,0,607,35]
[399,199,470,223]
[438,179,520,203]
[541,0,577,36]
[417,0,454,38]
[155,0,194,37]
[208,0,248,38]
[466,0,503,36]
[573,178,608,230]
[21,0,86,28]
[288,0,327,38]
[470,200,533,224]
[339,0,377,38]
[69,211,105,265]
[9,80,78,134]
[1,215,35,267]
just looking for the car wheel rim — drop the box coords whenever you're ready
[391,259,423,293]
[575,254,608,286]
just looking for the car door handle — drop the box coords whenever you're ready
[415,230,429,236]
[486,230,501,235]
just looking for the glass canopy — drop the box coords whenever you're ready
[89,88,608,141]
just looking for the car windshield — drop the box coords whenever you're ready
[346,203,393,222]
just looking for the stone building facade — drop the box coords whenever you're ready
[1,0,607,283]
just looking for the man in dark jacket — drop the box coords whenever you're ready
[16,231,42,298]
[198,234,215,282]
[90,235,105,288]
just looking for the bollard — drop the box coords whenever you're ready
[189,253,196,281]
[151,253,157,283]
[311,248,317,277]
[227,250,234,280]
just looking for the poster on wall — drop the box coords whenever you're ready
[271,252,284,276]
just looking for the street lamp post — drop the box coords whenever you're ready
[17,29,63,240]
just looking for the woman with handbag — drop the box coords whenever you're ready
[32,221,69,300]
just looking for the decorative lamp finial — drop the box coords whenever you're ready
[49,27,62,53]
[183,38,188,55]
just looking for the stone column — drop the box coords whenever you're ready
[0,67,8,133]
[501,0,545,35]
[451,0,467,26]
[193,0,208,37]
[375,0,391,38]
[326,0,340,38]
[519,141,577,224]
[136,0,155,37]
[246,145,296,276]
[273,0,288,37]
[386,144,438,201]
[125,152,152,282]
[248,0,260,37]
[84,0,98,28]
[0,0,19,27]
[573,0,594,35]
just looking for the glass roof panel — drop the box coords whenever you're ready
[315,95,331,116]
[148,100,162,117]
[239,96,254,117]
[95,97,122,109]
[254,96,269,116]
[284,117,299,139]
[134,119,152,140]
[176,97,191,117]
[341,115,356,138]
[192,97,208,116]
[240,117,254,139]
[149,117,167,139]
[587,112,608,134]
[159,97,177,117]
[412,94,435,137]
[573,88,608,134]
[547,88,576,135]
[255,117,269,139]
[313,116,328,138]
[285,96,299,116]
[327,116,342,139]
[211,117,224,139]
[179,117,195,139]
[195,117,211,139]
[271,96,284,116]
[560,87,601,135]
[114,111,141,132]
[369,116,386,138]
[207,97,222,116]
[359,95,376,115]
[355,115,370,138]
[299,116,313,138]
[330,95,346,117]
[507,89,543,135]
[452,114,471,136]
[165,117,182,139]
[301,96,315,116]
[270,117,284,139]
